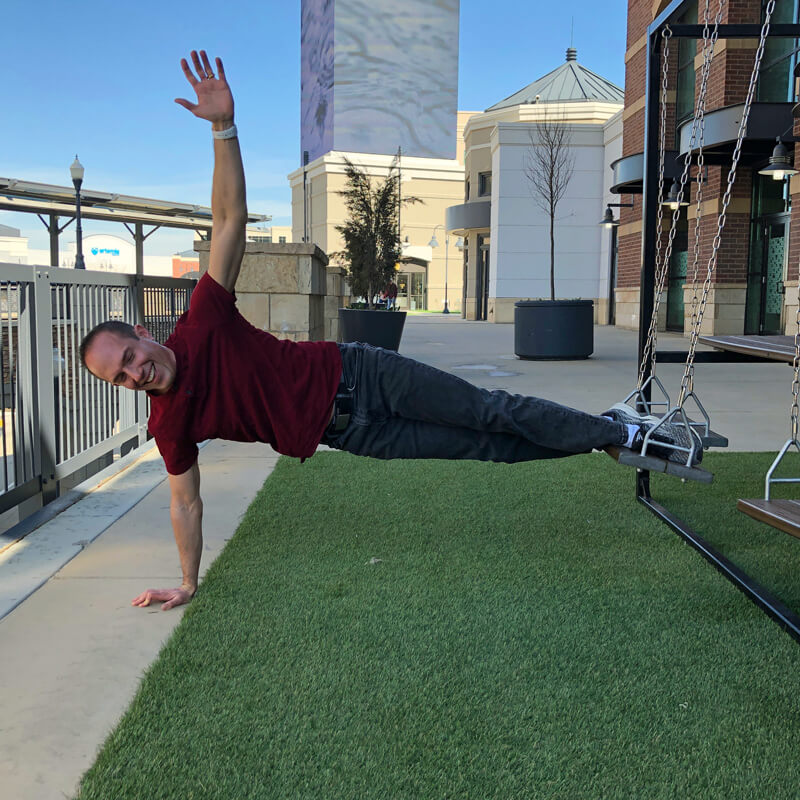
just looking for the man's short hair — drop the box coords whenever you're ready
[79,321,139,368]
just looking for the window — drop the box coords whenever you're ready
[465,179,470,202]
[279,236,287,243]
[478,172,492,197]
[757,0,799,102]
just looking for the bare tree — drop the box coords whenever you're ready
[524,114,575,301]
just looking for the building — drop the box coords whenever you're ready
[447,48,624,322]
[300,0,459,163]
[294,0,468,312]
[289,148,469,312]
[615,0,800,335]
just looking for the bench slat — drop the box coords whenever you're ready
[738,498,800,539]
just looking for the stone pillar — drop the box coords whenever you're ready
[325,266,347,341]
[194,242,343,342]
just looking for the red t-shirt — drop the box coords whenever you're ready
[148,273,342,474]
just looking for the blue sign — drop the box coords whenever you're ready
[90,247,120,256]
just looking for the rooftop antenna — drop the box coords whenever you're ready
[570,17,574,47]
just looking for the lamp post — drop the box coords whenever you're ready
[451,236,464,315]
[70,155,86,269]
[428,224,453,314]
[598,199,634,327]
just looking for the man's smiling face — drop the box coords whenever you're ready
[83,325,177,395]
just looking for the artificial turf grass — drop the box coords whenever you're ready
[76,451,800,800]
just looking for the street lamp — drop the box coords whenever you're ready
[599,206,620,229]
[70,155,86,269]
[428,224,452,313]
[758,138,799,181]
[661,178,689,210]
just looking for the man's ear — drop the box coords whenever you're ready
[134,324,154,340]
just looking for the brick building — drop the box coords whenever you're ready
[614,0,799,335]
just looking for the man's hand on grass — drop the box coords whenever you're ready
[132,586,193,611]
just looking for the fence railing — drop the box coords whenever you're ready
[0,263,195,519]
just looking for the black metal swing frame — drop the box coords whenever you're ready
[637,0,800,642]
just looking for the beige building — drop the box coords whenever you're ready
[247,225,292,244]
[288,111,476,313]
[448,49,624,322]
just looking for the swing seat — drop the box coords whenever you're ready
[686,422,727,449]
[606,445,714,484]
[648,413,728,448]
[738,498,800,538]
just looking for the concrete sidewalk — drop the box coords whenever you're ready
[0,439,280,800]
[0,318,789,799]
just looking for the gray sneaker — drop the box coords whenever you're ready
[640,417,703,466]
[602,402,648,429]
[602,402,702,466]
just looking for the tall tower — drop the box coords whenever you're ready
[300,0,460,163]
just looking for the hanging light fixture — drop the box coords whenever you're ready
[661,179,689,210]
[758,138,799,181]
[598,206,619,229]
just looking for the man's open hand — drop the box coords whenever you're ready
[175,50,234,125]
[131,587,193,611]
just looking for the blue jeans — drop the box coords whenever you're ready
[321,343,626,463]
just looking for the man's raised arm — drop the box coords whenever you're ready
[176,50,247,293]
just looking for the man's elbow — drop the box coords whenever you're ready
[215,206,248,230]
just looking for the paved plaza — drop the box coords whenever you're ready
[0,316,789,799]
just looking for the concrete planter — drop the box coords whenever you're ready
[338,308,407,351]
[514,300,594,360]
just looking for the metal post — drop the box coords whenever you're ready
[636,26,664,500]
[74,190,85,269]
[134,223,144,277]
[443,235,450,314]
[608,227,618,325]
[397,146,402,243]
[70,156,86,269]
[33,269,58,505]
[48,214,59,267]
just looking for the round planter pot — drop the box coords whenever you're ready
[514,299,594,360]
[338,308,407,351]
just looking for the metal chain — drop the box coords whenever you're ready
[652,0,721,392]
[679,0,777,405]
[685,0,724,396]
[637,4,722,391]
[636,26,672,389]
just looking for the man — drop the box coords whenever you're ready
[81,52,700,611]
[385,280,398,310]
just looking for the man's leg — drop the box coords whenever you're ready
[326,416,573,463]
[336,343,626,458]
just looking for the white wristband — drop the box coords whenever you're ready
[213,124,238,140]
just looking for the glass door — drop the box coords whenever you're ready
[476,235,490,321]
[396,271,427,310]
[745,215,788,335]
[666,222,688,332]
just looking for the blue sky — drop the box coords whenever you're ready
[2,0,626,256]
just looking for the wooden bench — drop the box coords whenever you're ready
[699,334,796,364]
[738,498,800,538]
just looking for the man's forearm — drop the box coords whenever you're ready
[211,121,247,227]
[170,498,203,593]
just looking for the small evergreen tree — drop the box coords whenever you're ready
[333,157,420,309]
